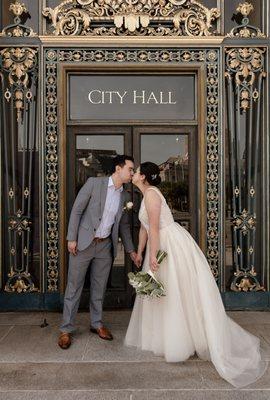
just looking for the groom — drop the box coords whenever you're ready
[58,155,137,349]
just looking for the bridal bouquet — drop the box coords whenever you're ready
[128,250,167,298]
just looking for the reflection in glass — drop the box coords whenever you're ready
[141,134,189,227]
[75,134,125,289]
[76,135,123,193]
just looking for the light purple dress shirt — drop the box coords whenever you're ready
[95,176,123,238]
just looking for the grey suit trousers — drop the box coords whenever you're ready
[60,237,112,333]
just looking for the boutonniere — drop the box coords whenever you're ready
[123,201,133,212]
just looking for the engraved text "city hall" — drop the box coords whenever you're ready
[88,90,177,105]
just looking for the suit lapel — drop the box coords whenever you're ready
[100,177,109,216]
[115,190,125,223]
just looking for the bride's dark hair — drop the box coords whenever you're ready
[140,162,161,186]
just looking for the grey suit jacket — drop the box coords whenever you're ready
[66,176,134,257]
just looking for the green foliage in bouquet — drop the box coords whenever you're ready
[156,250,167,265]
[128,271,165,298]
[128,250,167,298]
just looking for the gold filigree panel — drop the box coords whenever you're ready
[1,2,36,37]
[42,0,220,36]
[227,2,265,38]
[0,47,37,121]
[1,46,39,293]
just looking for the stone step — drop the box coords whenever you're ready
[0,312,269,399]
[0,360,270,394]
[0,390,270,400]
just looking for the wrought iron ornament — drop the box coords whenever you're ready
[1,1,36,37]
[225,47,265,112]
[45,52,59,292]
[43,0,220,36]
[225,46,266,292]
[227,2,265,38]
[0,46,39,293]
[0,47,37,122]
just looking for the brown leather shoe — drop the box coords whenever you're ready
[58,332,71,349]
[90,326,113,341]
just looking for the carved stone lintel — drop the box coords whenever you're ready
[42,0,220,37]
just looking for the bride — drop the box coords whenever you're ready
[124,161,268,388]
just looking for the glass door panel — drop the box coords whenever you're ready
[141,134,190,215]
[134,127,197,237]
[75,135,124,191]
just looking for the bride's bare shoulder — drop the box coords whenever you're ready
[144,187,162,206]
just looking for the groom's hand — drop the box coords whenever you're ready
[135,253,143,269]
[129,251,139,267]
[68,241,77,256]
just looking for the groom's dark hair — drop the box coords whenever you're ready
[111,155,134,172]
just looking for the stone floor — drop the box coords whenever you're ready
[0,311,269,399]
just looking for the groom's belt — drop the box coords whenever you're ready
[93,236,110,243]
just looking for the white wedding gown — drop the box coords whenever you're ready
[124,187,268,388]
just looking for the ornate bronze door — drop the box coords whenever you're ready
[66,124,198,308]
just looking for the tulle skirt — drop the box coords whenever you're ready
[124,222,268,388]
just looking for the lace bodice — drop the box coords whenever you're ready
[139,187,174,231]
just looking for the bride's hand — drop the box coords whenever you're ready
[150,255,159,272]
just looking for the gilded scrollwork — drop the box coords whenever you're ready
[45,47,220,290]
[225,48,266,112]
[5,272,38,293]
[234,271,265,292]
[1,1,36,37]
[232,208,256,234]
[0,47,38,122]
[42,0,220,36]
[227,2,265,38]
[8,210,32,236]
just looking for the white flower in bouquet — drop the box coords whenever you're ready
[128,250,167,298]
